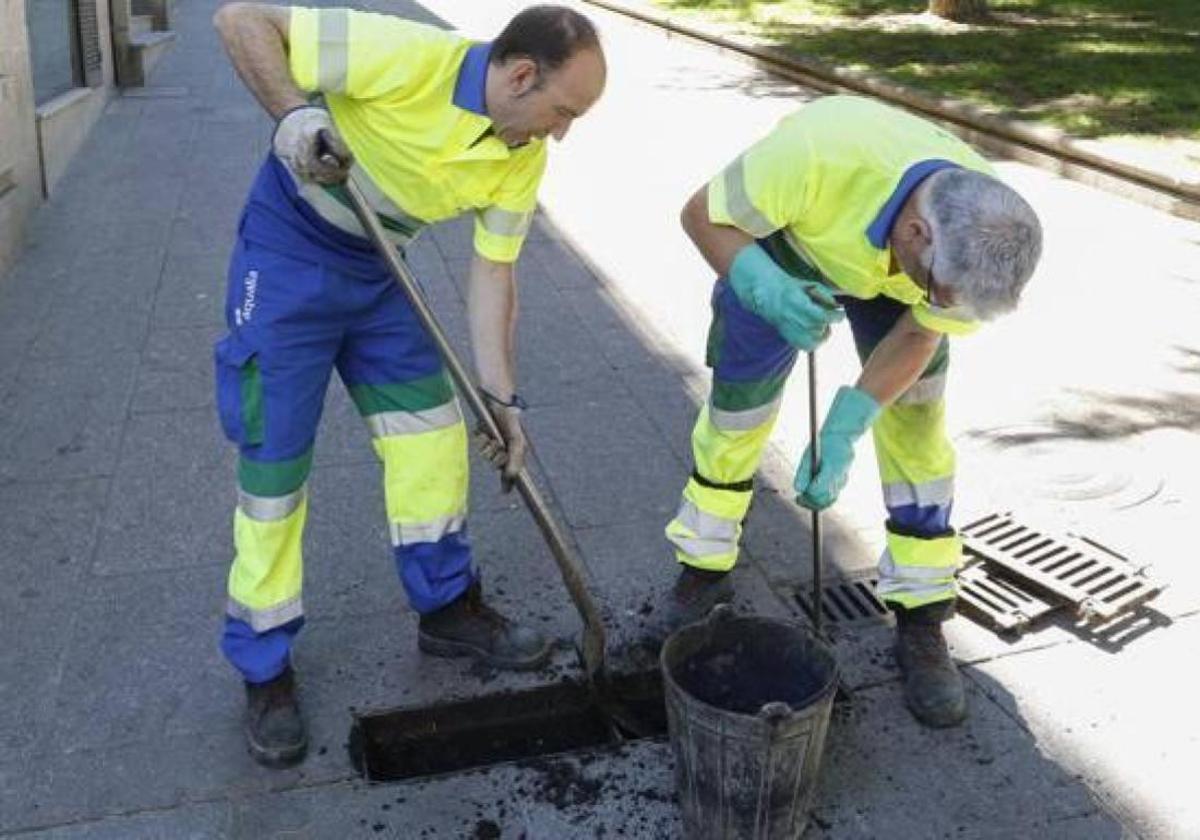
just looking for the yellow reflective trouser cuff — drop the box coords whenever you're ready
[228,496,308,632]
[666,403,774,572]
[374,420,469,538]
[877,530,962,609]
[665,481,752,572]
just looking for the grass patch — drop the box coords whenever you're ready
[651,0,1200,138]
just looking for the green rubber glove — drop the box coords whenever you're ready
[728,244,843,350]
[794,385,882,510]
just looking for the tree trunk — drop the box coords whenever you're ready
[929,0,988,22]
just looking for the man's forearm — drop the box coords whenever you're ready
[856,310,941,406]
[467,255,519,399]
[681,186,753,277]
[214,3,307,118]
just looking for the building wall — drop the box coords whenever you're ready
[0,0,44,278]
[0,0,118,278]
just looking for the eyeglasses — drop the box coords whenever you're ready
[921,247,954,310]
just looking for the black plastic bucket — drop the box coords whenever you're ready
[660,606,839,839]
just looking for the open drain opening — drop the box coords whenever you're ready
[349,670,666,782]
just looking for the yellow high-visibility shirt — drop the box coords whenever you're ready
[707,95,995,335]
[288,7,546,263]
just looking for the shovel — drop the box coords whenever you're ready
[335,172,613,691]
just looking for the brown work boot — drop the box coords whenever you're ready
[244,666,307,768]
[894,603,967,728]
[653,565,734,639]
[418,581,552,670]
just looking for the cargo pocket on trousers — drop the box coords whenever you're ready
[215,336,265,447]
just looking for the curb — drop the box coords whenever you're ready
[581,0,1200,222]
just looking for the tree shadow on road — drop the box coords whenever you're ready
[967,388,1200,445]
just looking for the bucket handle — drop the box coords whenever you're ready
[705,603,736,624]
[758,701,792,725]
[697,603,737,647]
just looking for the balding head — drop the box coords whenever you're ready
[486,6,606,147]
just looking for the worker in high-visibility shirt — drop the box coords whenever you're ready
[212,2,605,767]
[663,95,1042,728]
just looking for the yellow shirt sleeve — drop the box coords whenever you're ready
[911,302,980,336]
[706,116,814,237]
[289,7,457,99]
[473,144,548,264]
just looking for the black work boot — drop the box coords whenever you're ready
[894,602,967,728]
[244,666,307,768]
[418,581,552,670]
[653,565,734,639]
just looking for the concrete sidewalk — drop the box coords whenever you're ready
[1,0,1198,837]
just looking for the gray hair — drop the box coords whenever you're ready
[920,169,1043,320]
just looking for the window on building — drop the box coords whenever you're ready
[25,0,103,104]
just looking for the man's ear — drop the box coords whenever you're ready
[914,214,934,248]
[506,56,539,96]
[900,214,932,251]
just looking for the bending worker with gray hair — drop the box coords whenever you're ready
[662,95,1043,728]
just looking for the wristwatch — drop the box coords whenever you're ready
[480,388,529,410]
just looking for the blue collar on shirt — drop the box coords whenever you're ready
[866,159,961,249]
[453,42,492,115]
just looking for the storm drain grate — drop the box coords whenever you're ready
[961,512,1163,624]
[795,571,891,626]
[957,562,1057,635]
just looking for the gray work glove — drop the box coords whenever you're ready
[272,105,353,185]
[474,395,528,493]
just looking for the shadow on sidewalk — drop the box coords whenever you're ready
[809,662,1128,838]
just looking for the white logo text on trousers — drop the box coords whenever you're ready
[235,269,259,326]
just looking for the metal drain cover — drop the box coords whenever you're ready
[957,562,1057,635]
[961,512,1164,624]
[796,570,891,627]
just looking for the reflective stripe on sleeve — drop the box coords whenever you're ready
[479,206,533,238]
[723,156,776,237]
[316,9,350,92]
